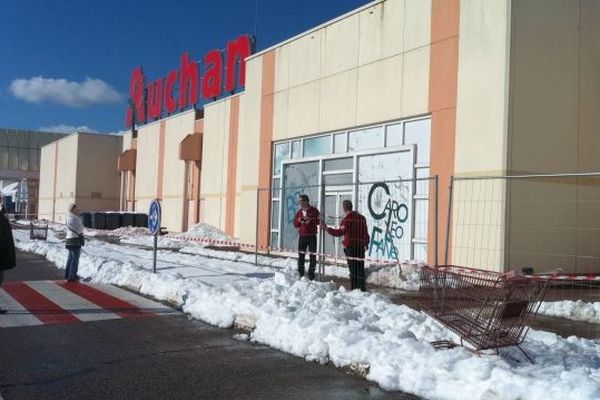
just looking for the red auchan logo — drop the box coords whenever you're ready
[126,34,253,128]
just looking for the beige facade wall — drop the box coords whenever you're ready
[269,0,430,142]
[38,142,58,220]
[200,98,232,232]
[506,0,600,273]
[52,135,78,223]
[135,120,161,216]
[75,134,122,212]
[162,111,195,232]
[121,131,133,151]
[236,58,263,244]
[133,109,195,232]
[450,0,512,271]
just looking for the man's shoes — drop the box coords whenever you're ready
[66,277,80,282]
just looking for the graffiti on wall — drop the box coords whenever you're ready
[285,190,302,223]
[367,182,409,260]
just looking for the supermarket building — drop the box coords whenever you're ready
[42,0,600,273]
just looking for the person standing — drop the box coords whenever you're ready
[65,203,84,282]
[322,200,370,291]
[293,194,320,280]
[0,200,16,313]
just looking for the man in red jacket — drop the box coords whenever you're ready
[293,194,320,280]
[322,200,370,291]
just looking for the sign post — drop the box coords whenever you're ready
[148,199,162,274]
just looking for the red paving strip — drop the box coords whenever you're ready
[57,282,152,319]
[2,282,79,325]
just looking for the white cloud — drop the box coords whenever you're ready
[10,76,122,107]
[39,124,98,134]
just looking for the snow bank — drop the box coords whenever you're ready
[119,222,233,249]
[183,222,233,241]
[367,261,422,291]
[538,300,600,324]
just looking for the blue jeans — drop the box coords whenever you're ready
[65,247,81,281]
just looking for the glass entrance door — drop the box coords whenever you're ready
[323,192,353,258]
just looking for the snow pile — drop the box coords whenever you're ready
[120,222,233,249]
[120,232,188,249]
[367,261,422,291]
[538,300,600,324]
[11,229,600,399]
[108,226,149,237]
[183,222,233,242]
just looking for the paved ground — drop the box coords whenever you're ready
[0,252,419,400]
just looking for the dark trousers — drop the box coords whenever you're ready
[344,246,366,291]
[298,235,317,280]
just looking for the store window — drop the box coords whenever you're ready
[323,173,353,185]
[273,142,290,175]
[324,157,352,171]
[348,126,384,151]
[270,116,432,261]
[291,140,301,159]
[333,133,347,153]
[386,123,403,147]
[281,161,319,250]
[271,201,279,229]
[404,119,431,163]
[303,135,330,157]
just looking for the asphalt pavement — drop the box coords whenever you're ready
[0,251,419,400]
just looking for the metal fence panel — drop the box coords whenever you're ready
[446,173,600,274]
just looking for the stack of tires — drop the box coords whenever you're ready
[105,213,122,230]
[81,212,92,228]
[92,213,106,230]
[79,211,148,230]
[121,213,136,227]
[134,213,148,227]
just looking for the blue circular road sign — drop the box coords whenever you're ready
[148,199,162,235]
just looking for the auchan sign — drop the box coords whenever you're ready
[126,34,253,128]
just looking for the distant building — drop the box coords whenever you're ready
[0,128,67,217]
[38,132,123,223]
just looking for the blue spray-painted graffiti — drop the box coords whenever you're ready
[367,182,408,260]
[285,190,302,223]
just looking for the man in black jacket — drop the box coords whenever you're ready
[0,201,16,314]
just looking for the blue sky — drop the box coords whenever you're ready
[0,0,370,134]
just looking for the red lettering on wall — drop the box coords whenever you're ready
[125,67,146,128]
[164,70,178,114]
[125,34,254,127]
[225,34,252,92]
[147,78,164,120]
[178,52,199,110]
[202,50,222,99]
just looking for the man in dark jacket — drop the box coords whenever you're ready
[293,194,320,280]
[0,202,17,313]
[322,200,370,291]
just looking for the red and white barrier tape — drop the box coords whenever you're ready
[166,233,402,265]
[525,274,600,282]
[58,227,600,279]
